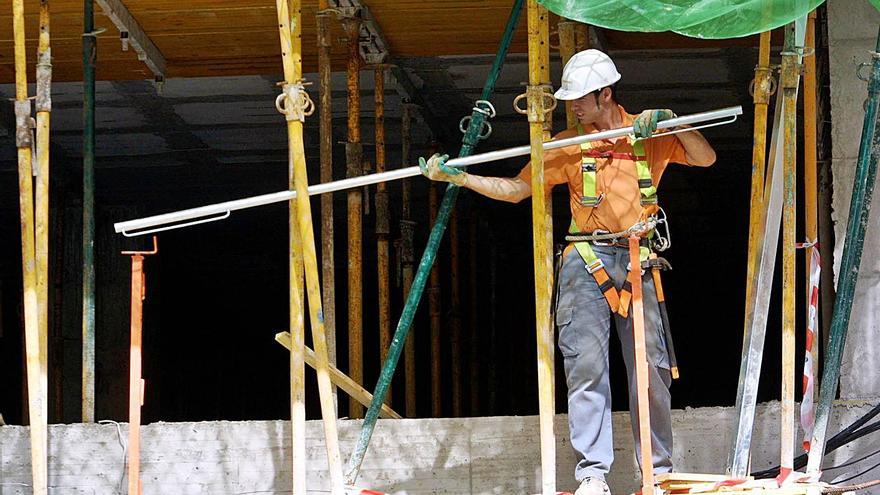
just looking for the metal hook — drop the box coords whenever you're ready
[122,211,231,237]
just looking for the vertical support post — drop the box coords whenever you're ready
[35,0,51,430]
[557,21,577,130]
[527,1,555,492]
[400,103,417,418]
[275,1,344,493]
[574,23,589,51]
[122,237,157,495]
[82,0,97,424]
[467,214,480,416]
[803,12,820,405]
[779,26,800,474]
[341,14,364,419]
[806,26,880,475]
[344,0,524,483]
[629,236,654,495]
[12,1,47,493]
[744,31,772,311]
[375,64,392,406]
[128,254,144,495]
[428,184,442,417]
[316,2,337,412]
[450,209,462,416]
[728,23,805,478]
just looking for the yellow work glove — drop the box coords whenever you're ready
[633,109,676,139]
[419,153,467,187]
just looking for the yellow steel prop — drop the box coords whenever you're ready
[274,0,344,493]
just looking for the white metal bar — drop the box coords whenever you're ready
[115,106,742,236]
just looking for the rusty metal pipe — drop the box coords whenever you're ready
[342,14,364,419]
[428,184,442,417]
[316,4,338,413]
[375,64,392,406]
[450,209,462,416]
[400,103,417,417]
[557,21,577,129]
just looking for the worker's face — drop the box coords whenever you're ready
[571,88,611,124]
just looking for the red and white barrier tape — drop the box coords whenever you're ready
[796,240,821,452]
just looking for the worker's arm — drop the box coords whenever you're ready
[419,154,532,203]
[673,125,716,166]
[635,109,716,166]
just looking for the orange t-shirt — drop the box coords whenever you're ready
[516,106,695,233]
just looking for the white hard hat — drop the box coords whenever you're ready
[554,49,621,101]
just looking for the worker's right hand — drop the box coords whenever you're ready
[419,153,467,187]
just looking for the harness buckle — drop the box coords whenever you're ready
[591,229,614,246]
[585,258,605,274]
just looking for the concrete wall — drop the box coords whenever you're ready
[828,0,880,398]
[1,401,878,494]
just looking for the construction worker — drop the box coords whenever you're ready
[419,49,716,495]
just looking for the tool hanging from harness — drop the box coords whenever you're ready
[569,123,657,318]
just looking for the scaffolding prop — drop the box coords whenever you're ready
[526,1,556,493]
[341,11,365,420]
[343,0,525,482]
[374,64,393,408]
[400,103,418,418]
[806,25,880,476]
[728,19,807,479]
[316,0,339,414]
[82,0,97,424]
[274,0,344,493]
[122,236,158,495]
[11,0,49,492]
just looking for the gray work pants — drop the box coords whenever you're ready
[555,245,673,482]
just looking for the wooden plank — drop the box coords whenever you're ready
[275,332,402,419]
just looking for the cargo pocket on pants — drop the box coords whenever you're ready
[556,307,579,357]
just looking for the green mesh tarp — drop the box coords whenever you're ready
[538,0,825,39]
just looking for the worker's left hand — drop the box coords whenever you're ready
[638,204,660,224]
[419,153,467,186]
[633,109,676,138]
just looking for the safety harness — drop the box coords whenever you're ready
[568,123,658,319]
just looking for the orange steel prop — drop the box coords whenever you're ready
[375,64,392,406]
[428,184,442,417]
[804,12,819,398]
[122,236,158,495]
[342,14,364,419]
[629,235,654,495]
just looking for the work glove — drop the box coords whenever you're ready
[419,153,467,187]
[633,109,676,139]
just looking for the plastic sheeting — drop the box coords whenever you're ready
[538,0,825,39]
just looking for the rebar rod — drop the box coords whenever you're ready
[806,26,880,475]
[343,0,525,483]
[82,0,97,424]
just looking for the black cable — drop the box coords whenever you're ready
[834,459,880,484]
[751,406,880,478]
[824,447,880,472]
